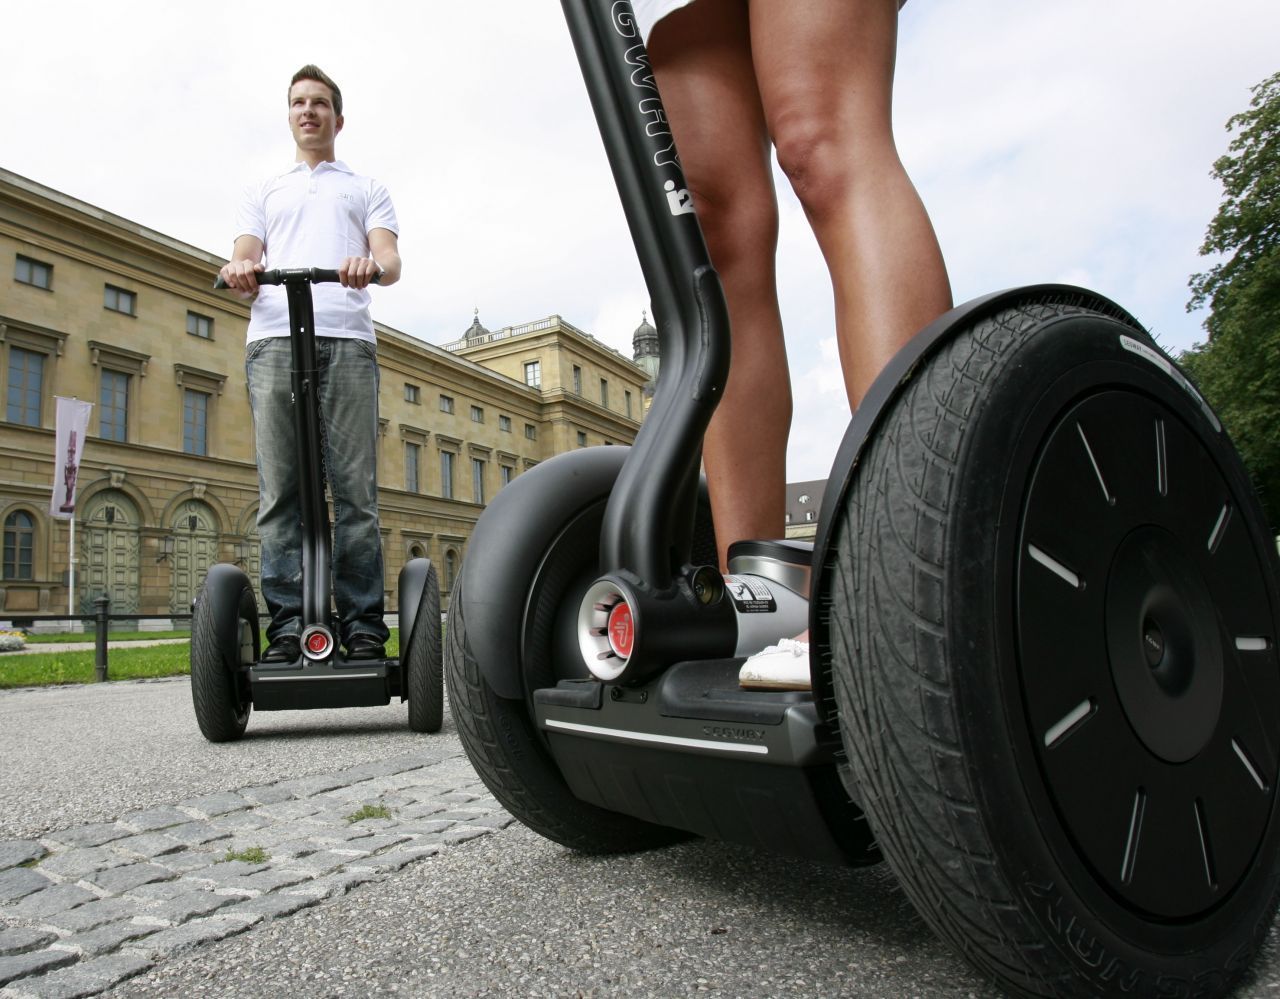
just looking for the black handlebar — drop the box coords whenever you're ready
[212,267,382,290]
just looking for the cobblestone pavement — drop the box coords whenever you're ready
[0,749,512,998]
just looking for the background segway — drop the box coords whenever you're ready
[819,288,1280,997]
[191,564,257,742]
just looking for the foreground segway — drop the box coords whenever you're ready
[191,268,443,742]
[446,2,1280,995]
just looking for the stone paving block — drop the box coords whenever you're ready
[43,823,130,850]
[194,859,267,883]
[337,753,437,783]
[176,792,253,819]
[339,833,411,855]
[354,844,441,874]
[118,806,192,833]
[221,891,321,922]
[272,774,349,798]
[52,918,158,957]
[0,867,54,904]
[0,948,77,988]
[83,863,173,895]
[252,838,322,860]
[284,869,377,899]
[149,850,219,877]
[467,814,517,830]
[34,848,129,882]
[438,790,481,804]
[126,878,204,904]
[253,800,324,822]
[394,820,454,837]
[207,812,271,835]
[110,832,186,860]
[6,884,98,920]
[211,868,311,897]
[45,897,142,934]
[236,784,295,806]
[0,928,56,958]
[0,842,46,872]
[433,810,482,823]
[441,826,493,847]
[142,890,237,926]
[123,915,250,960]
[397,801,450,818]
[9,951,154,998]
[161,822,231,847]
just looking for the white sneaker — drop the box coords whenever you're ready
[738,638,811,691]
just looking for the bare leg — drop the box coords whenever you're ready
[751,0,952,408]
[649,0,789,570]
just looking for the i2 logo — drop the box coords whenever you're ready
[665,179,694,217]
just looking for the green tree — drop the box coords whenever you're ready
[1181,69,1280,527]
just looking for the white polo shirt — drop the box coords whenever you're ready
[235,160,399,343]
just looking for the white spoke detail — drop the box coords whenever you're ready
[1044,699,1094,748]
[1028,544,1081,589]
[1077,424,1113,504]
[1236,636,1271,652]
[1121,789,1146,886]
[1155,419,1168,497]
[1233,738,1268,792]
[1195,799,1217,890]
[1207,504,1231,553]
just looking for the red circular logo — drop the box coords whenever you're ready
[607,601,634,659]
[306,632,329,655]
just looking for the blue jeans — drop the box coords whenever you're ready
[246,336,388,646]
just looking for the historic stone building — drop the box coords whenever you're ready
[0,168,654,623]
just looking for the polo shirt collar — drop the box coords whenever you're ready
[282,159,354,176]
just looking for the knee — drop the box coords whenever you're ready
[772,113,853,219]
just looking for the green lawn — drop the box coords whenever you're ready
[22,630,191,644]
[0,628,402,690]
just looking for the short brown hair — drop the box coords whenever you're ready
[289,65,342,117]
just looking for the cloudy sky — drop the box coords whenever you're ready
[4,1,1277,480]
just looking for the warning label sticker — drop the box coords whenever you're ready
[724,575,776,614]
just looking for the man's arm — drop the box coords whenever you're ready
[339,227,401,289]
[218,235,265,298]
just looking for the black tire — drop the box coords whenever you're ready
[445,488,702,854]
[405,562,443,733]
[823,292,1280,996]
[190,574,254,743]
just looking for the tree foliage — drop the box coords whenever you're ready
[1181,70,1280,528]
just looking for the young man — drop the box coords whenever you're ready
[219,65,403,663]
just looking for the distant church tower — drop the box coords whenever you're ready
[464,308,490,344]
[632,311,659,403]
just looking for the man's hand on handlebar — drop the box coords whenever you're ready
[338,256,383,290]
[218,259,264,299]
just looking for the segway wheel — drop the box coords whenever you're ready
[190,569,255,743]
[405,562,443,733]
[447,567,687,854]
[821,290,1280,997]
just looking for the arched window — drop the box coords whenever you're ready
[445,549,458,591]
[3,511,35,580]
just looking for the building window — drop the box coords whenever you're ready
[440,450,454,499]
[186,311,213,339]
[525,423,537,441]
[500,465,514,488]
[405,441,420,493]
[2,511,34,581]
[472,457,486,504]
[439,394,454,414]
[182,389,209,455]
[600,378,609,408]
[104,285,136,316]
[99,369,129,442]
[625,390,633,419]
[524,361,541,389]
[577,430,587,448]
[6,347,45,427]
[404,383,420,404]
[498,414,512,433]
[470,405,484,424]
[805,511,815,522]
[572,365,582,395]
[445,549,458,591]
[15,255,52,290]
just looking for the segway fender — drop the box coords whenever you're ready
[460,446,630,700]
[195,563,258,673]
[810,284,1140,723]
[397,557,434,650]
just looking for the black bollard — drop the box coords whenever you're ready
[94,594,110,682]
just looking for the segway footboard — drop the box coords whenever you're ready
[813,285,1280,998]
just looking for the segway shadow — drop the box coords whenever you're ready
[193,268,443,742]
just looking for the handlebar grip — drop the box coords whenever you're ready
[212,267,381,290]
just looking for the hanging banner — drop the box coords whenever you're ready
[50,396,93,519]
